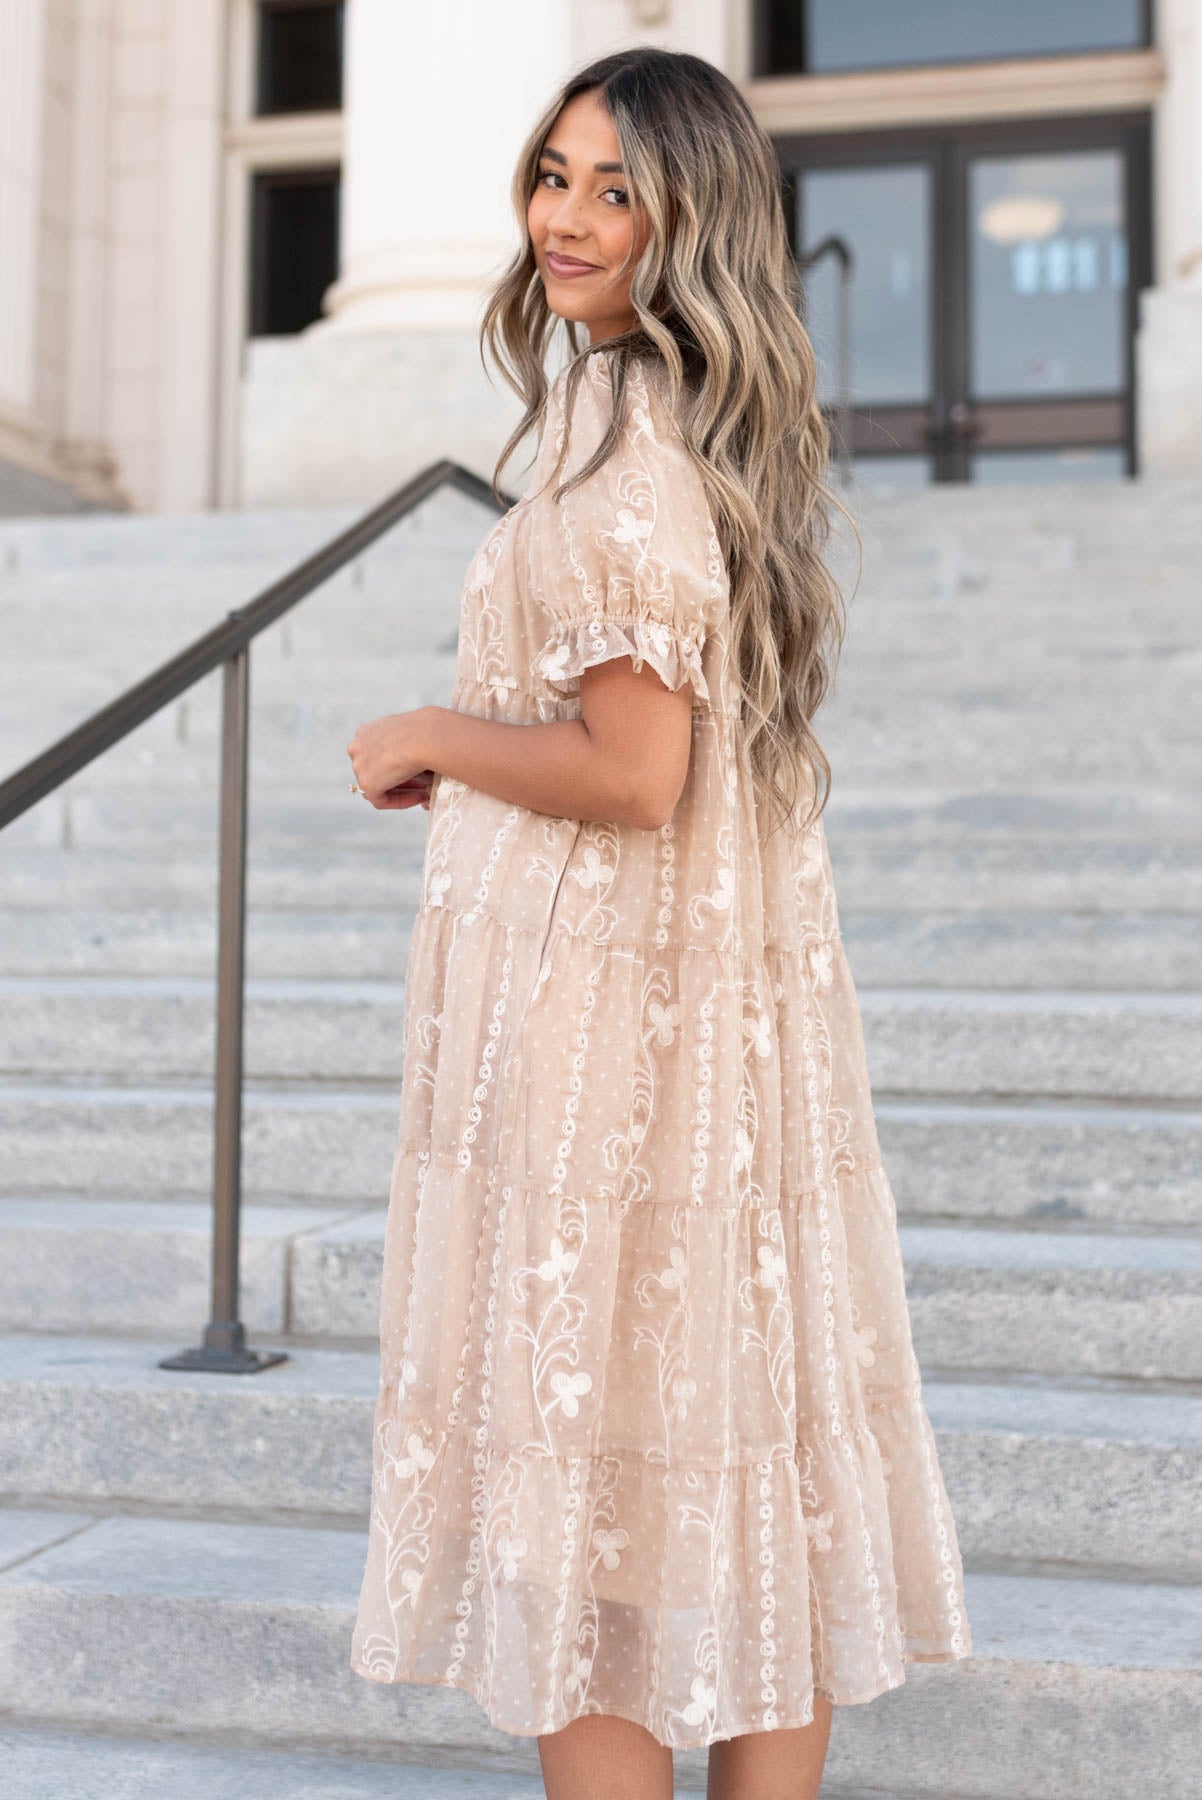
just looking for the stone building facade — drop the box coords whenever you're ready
[2,0,1199,514]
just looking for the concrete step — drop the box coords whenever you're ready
[2,903,1198,990]
[1,1333,1198,1577]
[0,503,359,568]
[4,622,1195,695]
[5,839,1201,915]
[843,912,1202,991]
[8,683,1200,799]
[6,507,1199,597]
[10,778,1198,853]
[0,650,462,778]
[5,1198,1198,1382]
[0,1197,370,1336]
[5,490,1194,566]
[858,987,1202,1103]
[0,1505,1197,1797]
[0,1339,1194,1576]
[924,1376,1202,1577]
[8,723,1201,810]
[902,1223,1202,1380]
[0,1082,398,1207]
[0,1729,567,1800]
[876,1097,1202,1230]
[0,1085,1195,1230]
[2,972,1198,1100]
[8,605,1198,687]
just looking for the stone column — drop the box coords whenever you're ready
[1137,0,1202,474]
[240,0,572,507]
[0,0,49,495]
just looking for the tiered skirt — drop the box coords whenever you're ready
[349,897,972,1746]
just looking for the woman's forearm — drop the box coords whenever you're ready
[418,704,651,827]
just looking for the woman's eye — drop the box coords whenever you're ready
[535,170,628,207]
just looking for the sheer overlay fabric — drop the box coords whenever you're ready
[349,349,972,1747]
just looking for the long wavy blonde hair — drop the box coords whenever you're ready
[480,45,859,838]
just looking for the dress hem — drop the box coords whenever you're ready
[348,1640,973,1750]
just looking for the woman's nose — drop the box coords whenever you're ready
[546,189,586,235]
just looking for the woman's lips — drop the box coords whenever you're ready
[546,251,601,280]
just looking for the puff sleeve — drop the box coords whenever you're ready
[529,351,726,709]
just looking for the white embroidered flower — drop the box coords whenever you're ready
[426,869,451,904]
[710,867,736,910]
[754,1244,787,1288]
[797,830,823,883]
[682,1673,717,1726]
[805,1509,834,1553]
[671,1372,697,1423]
[564,1647,593,1694]
[537,1234,580,1282]
[394,1432,436,1480]
[611,506,654,547]
[642,619,674,659]
[538,641,576,683]
[398,1358,418,1394]
[851,1322,878,1367]
[744,1010,773,1058]
[647,999,681,1047]
[549,1368,593,1416]
[496,1532,529,1581]
[731,1124,755,1177]
[572,844,615,891]
[658,1244,687,1291]
[399,1566,423,1602]
[592,1526,630,1570]
[813,942,835,988]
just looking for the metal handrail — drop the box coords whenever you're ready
[1,458,515,1373]
[797,233,854,470]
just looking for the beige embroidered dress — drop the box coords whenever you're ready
[349,347,972,1747]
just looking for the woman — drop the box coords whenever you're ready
[346,45,971,1800]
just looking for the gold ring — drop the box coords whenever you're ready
[349,782,363,795]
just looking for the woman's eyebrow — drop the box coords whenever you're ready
[539,145,625,173]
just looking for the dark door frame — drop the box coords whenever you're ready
[777,110,1153,479]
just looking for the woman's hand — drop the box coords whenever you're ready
[347,709,436,810]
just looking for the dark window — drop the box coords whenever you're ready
[256,1,344,115]
[250,168,340,335]
[755,1,1148,77]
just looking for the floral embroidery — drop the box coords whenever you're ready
[805,1510,835,1553]
[592,1526,630,1569]
[647,998,681,1046]
[350,345,974,1747]
[852,1322,879,1367]
[537,1235,579,1282]
[572,844,616,893]
[548,1369,593,1417]
[496,1532,529,1581]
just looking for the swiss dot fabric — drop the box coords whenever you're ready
[350,348,972,1747]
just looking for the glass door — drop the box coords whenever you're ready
[782,115,1150,484]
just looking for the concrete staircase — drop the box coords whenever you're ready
[0,475,1199,1798]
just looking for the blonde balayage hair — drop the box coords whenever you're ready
[480,46,858,838]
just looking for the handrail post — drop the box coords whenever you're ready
[160,625,286,1374]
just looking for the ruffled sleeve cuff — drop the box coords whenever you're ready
[534,611,710,707]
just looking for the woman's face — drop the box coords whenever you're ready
[528,88,651,346]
